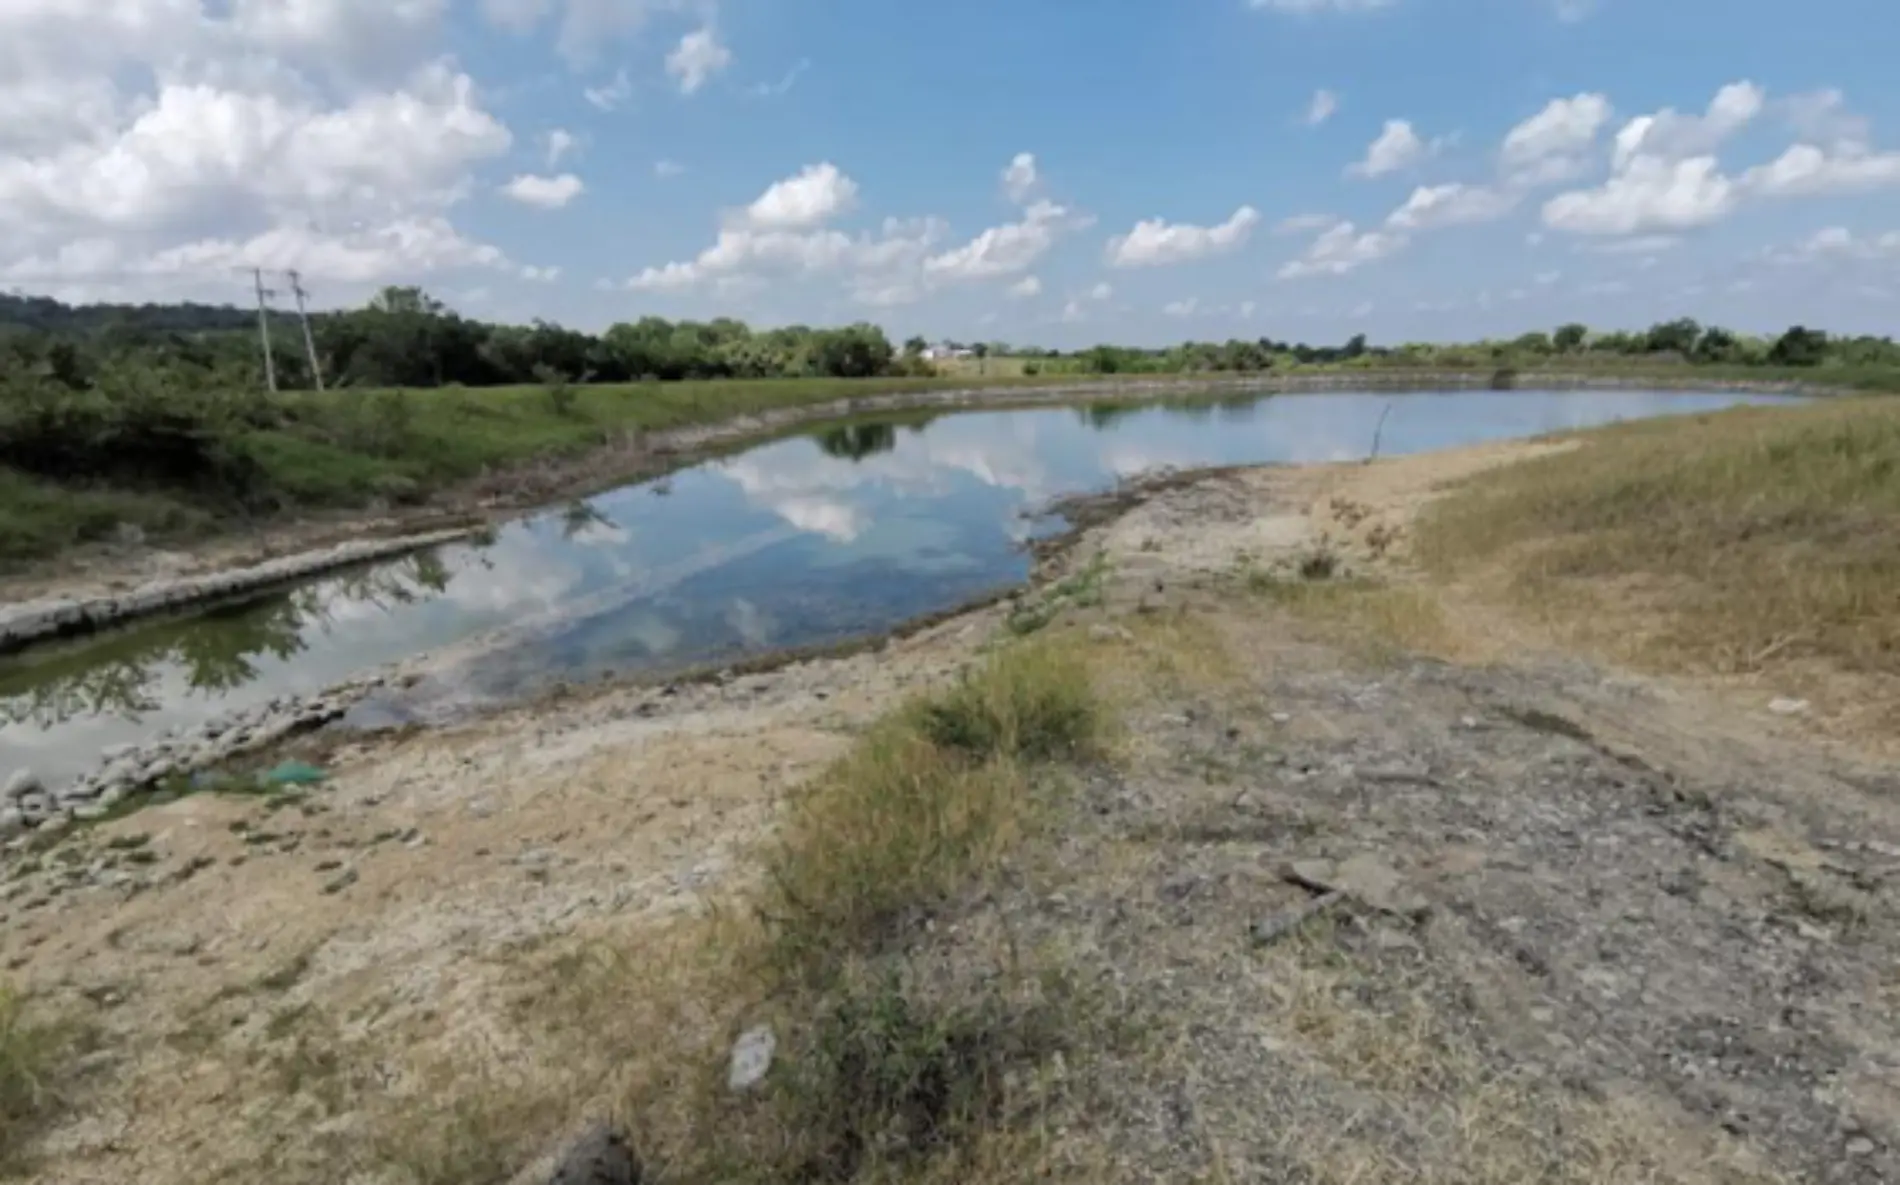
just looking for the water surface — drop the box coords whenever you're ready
[0,388,1798,784]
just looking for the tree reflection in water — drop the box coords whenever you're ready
[0,550,458,730]
[814,421,898,461]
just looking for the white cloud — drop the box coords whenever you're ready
[748,58,810,99]
[1060,299,1086,323]
[1610,81,1763,171]
[1275,213,1337,235]
[1163,297,1200,318]
[1386,183,1518,230]
[1007,275,1042,299]
[4,217,511,290]
[1534,269,1562,285]
[1105,205,1261,267]
[1501,93,1612,185]
[501,172,584,209]
[228,0,450,83]
[1551,0,1597,20]
[735,162,859,231]
[519,263,561,282]
[925,200,1088,281]
[1742,142,1900,198]
[628,206,949,297]
[1542,155,1737,235]
[0,15,514,297]
[1277,219,1406,279]
[1778,90,1872,151]
[1002,152,1040,203]
[654,158,685,178]
[484,0,691,67]
[583,68,632,111]
[1304,89,1339,127]
[1767,226,1900,265]
[1578,234,1679,255]
[546,128,578,166]
[1238,299,1257,318]
[1088,281,1114,301]
[666,26,731,95]
[1348,119,1439,178]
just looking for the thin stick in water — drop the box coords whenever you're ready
[1366,401,1394,464]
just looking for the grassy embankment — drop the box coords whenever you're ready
[11,359,1899,573]
[0,375,1085,570]
[1415,396,1899,714]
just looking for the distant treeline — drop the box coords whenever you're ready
[4,287,1895,396]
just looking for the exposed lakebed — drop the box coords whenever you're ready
[1,387,1798,790]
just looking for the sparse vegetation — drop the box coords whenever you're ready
[1416,397,1900,689]
[1004,554,1109,636]
[0,986,94,1172]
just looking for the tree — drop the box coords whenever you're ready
[903,335,928,357]
[1512,331,1553,356]
[1693,326,1738,363]
[816,422,898,461]
[1552,323,1588,353]
[810,323,894,378]
[1769,325,1828,366]
[1643,318,1701,356]
[972,341,990,376]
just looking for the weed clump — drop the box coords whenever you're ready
[0,986,96,1171]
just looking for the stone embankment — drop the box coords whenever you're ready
[1,677,387,839]
[0,529,473,654]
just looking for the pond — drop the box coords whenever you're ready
[0,387,1799,785]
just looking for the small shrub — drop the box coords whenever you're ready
[763,642,1100,975]
[1299,548,1340,581]
[908,641,1100,764]
[0,986,93,1170]
[772,969,1074,1182]
[533,363,579,417]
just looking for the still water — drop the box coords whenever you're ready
[0,388,1797,783]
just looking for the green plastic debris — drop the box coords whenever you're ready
[263,760,329,787]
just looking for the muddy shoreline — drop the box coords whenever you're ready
[0,466,1174,833]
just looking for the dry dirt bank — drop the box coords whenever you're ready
[8,438,1897,1183]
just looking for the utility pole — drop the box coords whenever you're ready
[251,267,278,393]
[285,269,324,391]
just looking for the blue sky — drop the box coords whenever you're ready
[3,0,1898,346]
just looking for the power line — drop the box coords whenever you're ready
[285,270,325,392]
[250,267,278,393]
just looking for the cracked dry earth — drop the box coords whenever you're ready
[7,440,1899,1184]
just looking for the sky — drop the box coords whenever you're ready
[3,0,1898,348]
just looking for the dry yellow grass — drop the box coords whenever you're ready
[1414,398,1900,684]
[1244,572,1467,664]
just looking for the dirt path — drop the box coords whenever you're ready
[7,439,1895,1183]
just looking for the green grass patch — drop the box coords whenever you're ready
[766,640,1102,982]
